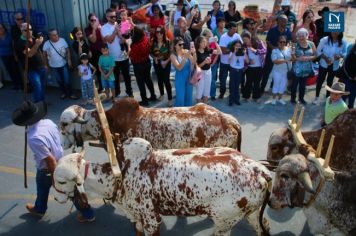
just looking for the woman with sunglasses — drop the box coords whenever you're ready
[85,13,104,92]
[150,26,173,107]
[170,37,197,106]
[268,35,292,105]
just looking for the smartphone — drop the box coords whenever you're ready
[36,32,43,38]
[190,41,194,49]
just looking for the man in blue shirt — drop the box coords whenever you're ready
[12,100,95,222]
[261,14,292,95]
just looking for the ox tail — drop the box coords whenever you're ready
[237,127,242,151]
[259,180,272,236]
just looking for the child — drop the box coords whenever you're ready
[118,9,134,53]
[78,53,96,105]
[228,40,249,106]
[321,82,349,126]
[98,45,116,102]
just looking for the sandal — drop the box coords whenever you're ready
[70,95,79,100]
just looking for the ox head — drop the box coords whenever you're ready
[267,128,297,161]
[60,105,101,150]
[53,150,88,206]
[269,154,315,209]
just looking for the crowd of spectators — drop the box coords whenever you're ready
[0,0,355,109]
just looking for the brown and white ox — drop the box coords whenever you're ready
[60,98,241,151]
[267,109,356,172]
[268,154,356,235]
[53,138,272,236]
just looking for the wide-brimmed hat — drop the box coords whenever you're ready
[174,0,186,6]
[12,100,47,126]
[325,82,350,95]
[318,6,330,16]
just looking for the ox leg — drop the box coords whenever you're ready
[246,210,269,236]
[212,217,241,236]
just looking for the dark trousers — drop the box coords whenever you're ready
[343,79,356,108]
[261,50,273,93]
[291,76,307,102]
[316,65,336,97]
[51,65,71,96]
[133,59,156,102]
[114,59,133,96]
[229,67,243,104]
[243,67,263,99]
[153,61,172,100]
[219,63,231,96]
[1,55,22,89]
[90,50,102,91]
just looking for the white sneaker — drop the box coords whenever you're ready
[312,97,320,105]
[271,99,276,105]
[278,99,286,105]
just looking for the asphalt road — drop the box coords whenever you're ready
[0,78,326,236]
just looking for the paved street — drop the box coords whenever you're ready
[0,78,327,236]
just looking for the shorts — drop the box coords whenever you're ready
[101,79,115,89]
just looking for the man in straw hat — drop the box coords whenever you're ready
[321,82,349,126]
[12,101,95,222]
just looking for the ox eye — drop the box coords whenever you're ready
[58,181,67,185]
[62,122,68,127]
[280,173,289,180]
[271,146,279,151]
[76,183,82,186]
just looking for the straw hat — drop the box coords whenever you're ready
[325,82,350,95]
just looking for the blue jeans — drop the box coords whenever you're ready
[51,65,71,96]
[28,67,46,102]
[219,63,231,97]
[229,68,243,104]
[210,61,219,98]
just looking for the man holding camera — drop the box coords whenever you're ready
[15,23,46,102]
[43,29,77,100]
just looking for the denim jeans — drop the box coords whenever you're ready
[210,61,219,98]
[28,67,46,102]
[34,169,52,213]
[51,65,71,96]
[219,63,230,97]
[229,68,243,104]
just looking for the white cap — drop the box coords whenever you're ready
[281,0,291,6]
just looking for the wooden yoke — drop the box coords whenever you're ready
[93,82,122,179]
[288,106,334,181]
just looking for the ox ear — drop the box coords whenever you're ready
[74,116,88,124]
[298,172,315,194]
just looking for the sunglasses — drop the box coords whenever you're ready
[108,15,116,19]
[177,43,184,47]
[279,41,286,43]
[90,19,97,22]
[23,29,33,32]
[16,18,24,21]
[156,31,163,34]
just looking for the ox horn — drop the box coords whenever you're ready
[323,135,335,168]
[73,116,88,124]
[316,129,326,158]
[291,105,299,124]
[298,172,315,194]
[296,106,305,132]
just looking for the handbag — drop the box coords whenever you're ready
[189,65,202,86]
[49,41,67,60]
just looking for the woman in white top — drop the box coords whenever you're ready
[228,40,248,106]
[242,31,265,103]
[269,35,292,105]
[313,32,347,104]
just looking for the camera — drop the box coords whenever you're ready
[235,48,244,56]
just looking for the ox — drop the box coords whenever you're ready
[53,138,272,236]
[60,98,241,151]
[268,154,356,235]
[267,109,356,172]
